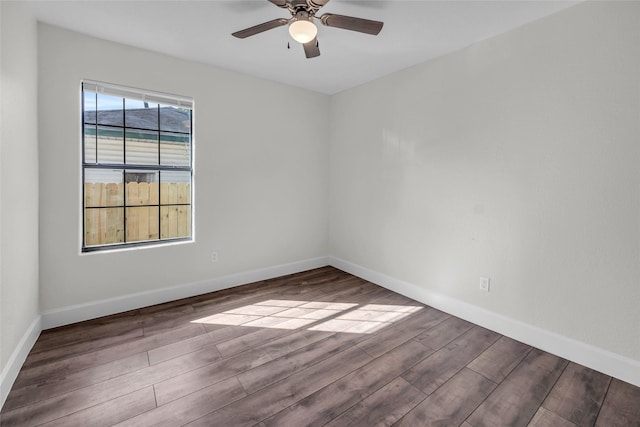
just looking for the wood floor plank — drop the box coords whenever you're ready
[3,352,149,412]
[189,272,363,316]
[153,347,272,407]
[237,332,363,394]
[528,407,577,427]
[12,323,205,390]
[184,346,373,427]
[595,378,640,427]
[263,339,433,427]
[303,278,380,302]
[154,329,332,406]
[147,332,215,365]
[396,368,496,426]
[467,335,532,383]
[368,289,418,306]
[466,348,568,427]
[254,327,337,363]
[402,326,501,395]
[187,273,308,313]
[356,307,449,359]
[215,323,301,357]
[323,377,426,427]
[38,387,157,427]
[22,326,144,370]
[347,285,399,305]
[542,362,610,426]
[390,306,450,330]
[137,270,296,314]
[190,285,301,314]
[205,323,260,344]
[140,304,198,336]
[31,310,142,353]
[262,266,349,290]
[412,315,475,351]
[0,344,223,426]
[114,377,246,427]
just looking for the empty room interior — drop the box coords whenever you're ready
[1,0,640,425]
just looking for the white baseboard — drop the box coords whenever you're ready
[41,256,330,329]
[1,315,42,409]
[328,256,640,388]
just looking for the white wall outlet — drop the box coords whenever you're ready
[211,251,218,263]
[479,277,490,292]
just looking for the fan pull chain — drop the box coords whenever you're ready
[287,42,290,49]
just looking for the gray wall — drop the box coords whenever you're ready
[0,1,40,375]
[38,24,330,311]
[329,1,640,361]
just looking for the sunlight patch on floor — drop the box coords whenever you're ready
[309,304,422,334]
[191,300,422,333]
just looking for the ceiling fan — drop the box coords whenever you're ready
[232,0,384,59]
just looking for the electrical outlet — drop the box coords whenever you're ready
[479,277,490,292]
[211,251,218,263]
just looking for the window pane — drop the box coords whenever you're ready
[97,126,124,164]
[84,90,97,124]
[160,132,190,166]
[125,170,159,206]
[126,206,159,243]
[84,207,124,246]
[84,124,97,164]
[97,93,123,126]
[126,129,159,165]
[125,99,159,130]
[160,106,190,133]
[161,205,191,239]
[160,171,191,205]
[85,169,123,207]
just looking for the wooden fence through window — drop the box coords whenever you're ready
[84,182,191,246]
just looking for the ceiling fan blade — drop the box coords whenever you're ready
[232,18,289,39]
[319,13,383,35]
[303,37,320,58]
[267,0,288,7]
[309,0,330,8]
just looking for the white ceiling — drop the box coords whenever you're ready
[29,0,577,94]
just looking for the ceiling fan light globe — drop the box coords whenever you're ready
[289,20,317,44]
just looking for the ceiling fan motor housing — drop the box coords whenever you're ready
[293,10,312,22]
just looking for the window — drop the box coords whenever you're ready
[82,81,193,252]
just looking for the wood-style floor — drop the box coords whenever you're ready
[1,267,639,426]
